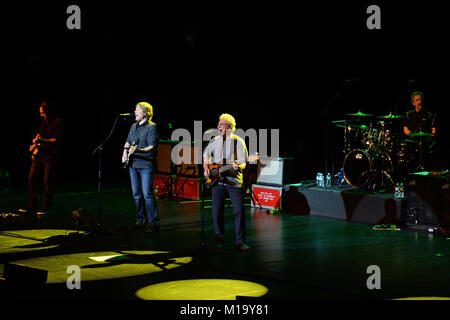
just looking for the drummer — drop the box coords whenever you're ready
[402,91,439,171]
[403,91,436,136]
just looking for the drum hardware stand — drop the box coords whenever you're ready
[335,168,347,188]
[417,137,425,172]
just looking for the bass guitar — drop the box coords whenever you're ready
[205,154,259,188]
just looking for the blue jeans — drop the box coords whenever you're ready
[129,164,159,225]
[211,183,246,244]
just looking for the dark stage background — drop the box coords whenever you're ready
[2,1,449,189]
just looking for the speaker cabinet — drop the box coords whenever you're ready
[256,157,295,186]
[156,141,176,174]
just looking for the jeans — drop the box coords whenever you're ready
[27,156,55,210]
[129,164,159,225]
[211,183,246,244]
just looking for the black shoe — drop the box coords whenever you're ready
[37,208,50,215]
[235,243,250,251]
[18,208,36,215]
[212,235,224,249]
[145,224,160,233]
[128,223,144,230]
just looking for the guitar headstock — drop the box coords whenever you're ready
[248,154,260,164]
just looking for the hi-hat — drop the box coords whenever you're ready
[345,111,374,117]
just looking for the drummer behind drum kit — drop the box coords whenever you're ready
[333,110,435,191]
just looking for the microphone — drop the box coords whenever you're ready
[204,129,219,135]
[120,113,134,117]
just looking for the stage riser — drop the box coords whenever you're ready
[285,187,404,225]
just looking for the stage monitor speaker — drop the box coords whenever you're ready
[3,263,48,286]
[256,157,295,186]
[406,173,450,228]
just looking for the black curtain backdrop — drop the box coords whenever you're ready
[2,1,449,187]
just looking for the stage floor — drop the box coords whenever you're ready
[1,179,450,305]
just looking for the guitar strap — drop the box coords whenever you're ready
[221,138,238,164]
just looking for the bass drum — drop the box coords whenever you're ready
[343,149,393,188]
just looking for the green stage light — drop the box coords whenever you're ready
[393,297,450,300]
[9,251,192,283]
[136,279,268,300]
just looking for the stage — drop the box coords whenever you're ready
[1,177,449,306]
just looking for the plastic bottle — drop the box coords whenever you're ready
[399,182,405,198]
[154,185,159,200]
[326,173,331,188]
[319,173,324,187]
[394,183,400,198]
[316,173,321,186]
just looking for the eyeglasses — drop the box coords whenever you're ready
[218,122,230,127]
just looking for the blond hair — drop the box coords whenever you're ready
[219,113,236,132]
[136,102,154,124]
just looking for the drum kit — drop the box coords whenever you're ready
[333,110,434,190]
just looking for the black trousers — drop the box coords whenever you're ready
[211,183,246,244]
[27,156,56,210]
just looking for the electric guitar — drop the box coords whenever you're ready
[123,145,137,169]
[30,134,41,160]
[205,154,259,188]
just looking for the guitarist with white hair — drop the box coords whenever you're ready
[203,113,251,251]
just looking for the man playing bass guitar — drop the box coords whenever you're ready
[203,113,250,251]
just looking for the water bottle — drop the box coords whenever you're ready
[394,183,400,198]
[326,173,332,188]
[154,185,160,200]
[399,182,405,198]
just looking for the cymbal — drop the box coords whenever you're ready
[345,111,374,117]
[408,132,433,137]
[376,113,405,119]
[334,123,369,130]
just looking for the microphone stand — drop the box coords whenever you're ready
[92,115,124,233]
[200,178,207,248]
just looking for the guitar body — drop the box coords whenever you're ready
[123,145,137,169]
[205,154,259,188]
[205,164,227,188]
[30,134,41,160]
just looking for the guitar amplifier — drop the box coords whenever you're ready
[153,174,172,197]
[156,141,176,174]
[251,184,283,210]
[173,143,203,177]
[173,177,203,200]
[176,164,202,178]
[256,157,295,186]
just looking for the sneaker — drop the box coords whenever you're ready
[235,243,250,251]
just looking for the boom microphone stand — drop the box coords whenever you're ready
[92,114,131,232]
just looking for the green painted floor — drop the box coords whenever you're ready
[1,179,449,303]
